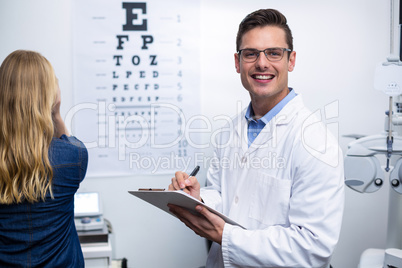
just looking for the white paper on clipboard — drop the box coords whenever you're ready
[128,190,246,229]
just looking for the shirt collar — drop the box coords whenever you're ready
[245,88,297,124]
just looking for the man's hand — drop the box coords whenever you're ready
[168,170,224,243]
[168,204,225,245]
[169,171,201,201]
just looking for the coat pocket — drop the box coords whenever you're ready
[249,172,291,226]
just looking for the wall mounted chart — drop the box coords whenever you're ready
[72,1,201,176]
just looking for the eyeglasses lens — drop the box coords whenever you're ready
[241,48,284,62]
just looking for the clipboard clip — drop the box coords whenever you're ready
[138,188,165,191]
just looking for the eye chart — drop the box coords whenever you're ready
[72,1,201,177]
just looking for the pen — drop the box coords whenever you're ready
[188,165,200,178]
[180,166,200,191]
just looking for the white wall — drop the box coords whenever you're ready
[0,0,394,267]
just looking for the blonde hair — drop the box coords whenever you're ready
[0,50,58,204]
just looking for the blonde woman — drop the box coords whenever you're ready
[0,50,88,267]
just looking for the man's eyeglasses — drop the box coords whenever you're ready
[237,47,292,63]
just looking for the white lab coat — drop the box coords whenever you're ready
[200,95,345,268]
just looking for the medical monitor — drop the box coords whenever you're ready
[74,192,102,218]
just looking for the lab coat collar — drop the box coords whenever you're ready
[234,94,305,154]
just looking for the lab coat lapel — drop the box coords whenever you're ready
[247,119,277,154]
[232,109,249,155]
[246,95,305,154]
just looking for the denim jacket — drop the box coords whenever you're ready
[0,135,88,267]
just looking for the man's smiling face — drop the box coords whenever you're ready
[234,25,296,113]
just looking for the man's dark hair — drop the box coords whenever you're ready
[236,9,293,52]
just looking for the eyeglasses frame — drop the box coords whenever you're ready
[237,47,292,63]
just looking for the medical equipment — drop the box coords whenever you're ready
[74,191,105,231]
[74,192,113,266]
[344,0,402,267]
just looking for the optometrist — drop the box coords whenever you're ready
[168,8,344,268]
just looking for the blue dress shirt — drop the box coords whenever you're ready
[245,88,297,147]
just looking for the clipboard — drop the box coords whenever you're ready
[128,189,246,229]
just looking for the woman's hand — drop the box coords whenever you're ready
[52,86,69,138]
